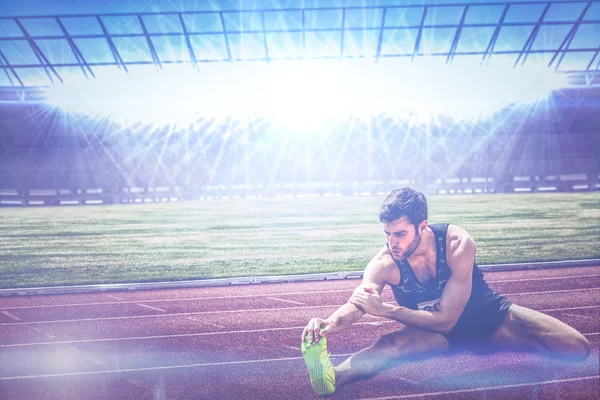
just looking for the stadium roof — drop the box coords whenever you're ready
[0,0,599,102]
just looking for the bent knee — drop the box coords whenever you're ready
[554,332,591,361]
[568,334,592,361]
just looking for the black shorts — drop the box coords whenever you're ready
[444,294,512,350]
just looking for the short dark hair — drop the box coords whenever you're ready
[379,187,428,225]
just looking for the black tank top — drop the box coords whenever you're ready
[387,223,496,313]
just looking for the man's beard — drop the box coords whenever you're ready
[397,227,421,261]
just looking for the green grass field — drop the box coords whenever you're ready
[0,192,598,289]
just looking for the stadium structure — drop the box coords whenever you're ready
[0,0,599,206]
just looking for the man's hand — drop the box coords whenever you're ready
[301,318,334,344]
[349,286,389,317]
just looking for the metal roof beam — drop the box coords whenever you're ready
[0,50,24,87]
[13,18,63,84]
[514,2,552,67]
[447,5,469,64]
[137,15,162,69]
[412,6,428,61]
[375,8,388,62]
[548,1,593,70]
[96,16,128,73]
[261,12,270,63]
[481,4,511,65]
[219,13,232,62]
[55,17,95,79]
[179,13,198,70]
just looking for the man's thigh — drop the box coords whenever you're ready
[373,325,450,358]
[489,304,590,358]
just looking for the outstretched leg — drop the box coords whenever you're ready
[489,304,591,360]
[334,326,449,387]
[302,325,449,396]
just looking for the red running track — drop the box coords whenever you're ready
[0,265,598,400]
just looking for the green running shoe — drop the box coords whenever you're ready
[301,335,336,396]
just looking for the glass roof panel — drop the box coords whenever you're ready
[556,51,596,71]
[343,29,380,56]
[228,33,266,59]
[344,8,384,29]
[419,28,455,54]
[464,5,505,25]
[384,7,425,27]
[504,4,547,23]
[73,38,116,64]
[151,35,190,62]
[101,15,144,35]
[570,23,600,49]
[0,40,40,65]
[424,6,465,26]
[304,30,341,57]
[84,64,124,81]
[0,19,24,38]
[112,36,154,62]
[141,14,184,34]
[189,34,228,61]
[530,24,573,51]
[18,18,63,37]
[263,10,303,31]
[304,9,343,30]
[482,53,517,69]
[181,13,223,33]
[34,39,78,64]
[13,67,51,85]
[544,2,589,22]
[266,32,303,58]
[54,66,87,83]
[583,2,600,21]
[380,28,418,55]
[494,25,534,52]
[59,17,104,36]
[456,27,495,53]
[223,12,263,32]
[0,70,16,86]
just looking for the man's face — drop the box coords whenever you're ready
[383,216,422,261]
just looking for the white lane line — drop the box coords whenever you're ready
[105,294,125,301]
[0,317,596,349]
[0,290,351,310]
[488,274,600,284]
[0,305,339,326]
[506,287,600,296]
[542,305,600,312]
[0,352,421,383]
[1,311,21,321]
[562,313,599,321]
[68,346,106,367]
[0,321,397,348]
[1,293,599,327]
[31,327,56,339]
[0,355,307,380]
[4,274,598,311]
[266,297,306,305]
[361,375,600,400]
[135,304,166,312]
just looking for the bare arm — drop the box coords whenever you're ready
[301,249,390,343]
[350,227,476,335]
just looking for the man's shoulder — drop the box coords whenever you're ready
[365,246,399,282]
[444,224,477,270]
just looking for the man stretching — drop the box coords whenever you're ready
[301,187,591,396]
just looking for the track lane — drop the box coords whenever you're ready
[1,272,598,323]
[0,266,598,399]
[1,266,597,308]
